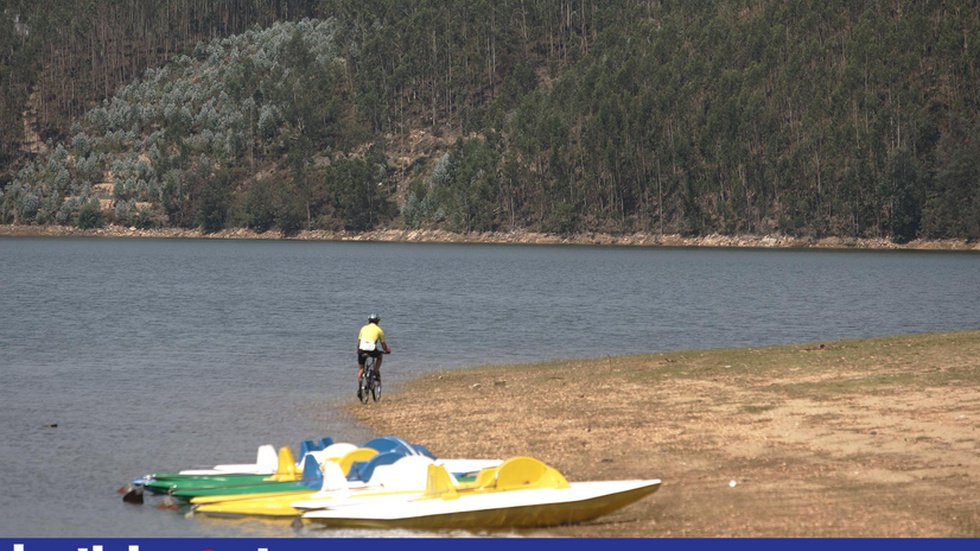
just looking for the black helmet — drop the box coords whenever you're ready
[368,313,380,322]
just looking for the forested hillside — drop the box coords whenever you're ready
[2,1,978,241]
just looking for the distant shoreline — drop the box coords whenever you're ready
[2,223,978,251]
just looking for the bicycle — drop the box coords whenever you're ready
[358,352,385,403]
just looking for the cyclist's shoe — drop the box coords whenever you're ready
[356,388,363,400]
[374,374,381,383]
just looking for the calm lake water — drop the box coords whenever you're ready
[1,237,977,537]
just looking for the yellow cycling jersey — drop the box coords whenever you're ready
[358,323,386,351]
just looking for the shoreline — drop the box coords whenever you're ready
[345,331,980,537]
[2,223,978,250]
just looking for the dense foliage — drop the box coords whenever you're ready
[1,17,393,233]
[2,1,978,240]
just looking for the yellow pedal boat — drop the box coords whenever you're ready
[299,456,662,531]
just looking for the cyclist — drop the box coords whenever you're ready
[357,313,391,398]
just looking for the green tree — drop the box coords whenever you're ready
[326,157,393,232]
[430,137,501,233]
[77,200,103,229]
[881,150,922,243]
[244,178,276,233]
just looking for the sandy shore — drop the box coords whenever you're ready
[2,223,979,250]
[343,331,980,537]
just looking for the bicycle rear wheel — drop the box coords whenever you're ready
[371,371,382,402]
[358,359,372,404]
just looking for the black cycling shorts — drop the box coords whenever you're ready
[358,349,381,364]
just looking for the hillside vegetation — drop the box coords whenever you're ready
[1,1,978,242]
